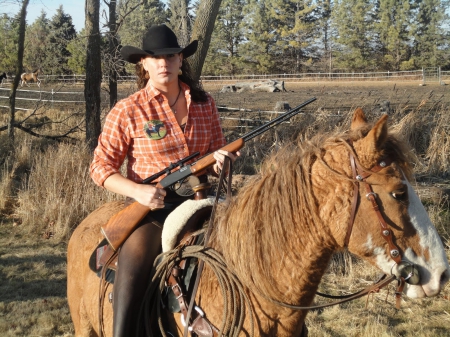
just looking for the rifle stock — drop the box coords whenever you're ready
[101,184,162,251]
[100,97,316,251]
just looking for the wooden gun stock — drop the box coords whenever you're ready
[100,188,160,251]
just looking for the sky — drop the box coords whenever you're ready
[2,0,97,33]
[2,0,171,33]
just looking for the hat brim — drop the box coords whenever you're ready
[120,40,198,64]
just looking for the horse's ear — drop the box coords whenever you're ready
[350,108,368,131]
[361,114,389,153]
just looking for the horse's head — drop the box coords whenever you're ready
[346,108,450,298]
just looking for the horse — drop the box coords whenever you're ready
[20,69,41,87]
[0,72,7,86]
[67,108,450,337]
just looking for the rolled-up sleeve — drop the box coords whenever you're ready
[90,102,130,186]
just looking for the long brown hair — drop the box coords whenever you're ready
[135,57,208,103]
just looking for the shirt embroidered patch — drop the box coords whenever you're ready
[144,120,167,140]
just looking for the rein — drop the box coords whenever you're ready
[256,146,417,311]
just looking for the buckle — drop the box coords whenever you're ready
[180,306,205,331]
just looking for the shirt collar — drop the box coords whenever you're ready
[144,80,190,100]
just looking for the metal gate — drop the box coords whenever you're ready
[422,67,442,84]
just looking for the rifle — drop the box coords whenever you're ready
[100,97,317,251]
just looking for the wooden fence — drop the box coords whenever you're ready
[1,67,448,85]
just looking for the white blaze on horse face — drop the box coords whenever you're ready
[401,180,450,298]
[363,237,392,273]
[363,179,450,298]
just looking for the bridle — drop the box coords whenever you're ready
[257,146,421,311]
[340,150,421,307]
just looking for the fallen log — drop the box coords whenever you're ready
[220,79,287,93]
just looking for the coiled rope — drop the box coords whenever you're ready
[140,242,254,337]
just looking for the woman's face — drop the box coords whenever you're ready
[141,53,183,88]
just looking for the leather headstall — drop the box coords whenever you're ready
[346,149,406,308]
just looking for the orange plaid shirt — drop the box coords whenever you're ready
[90,81,226,186]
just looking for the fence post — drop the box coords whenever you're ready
[422,67,425,85]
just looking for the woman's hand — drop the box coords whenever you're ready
[212,149,241,175]
[133,184,167,209]
[103,173,166,209]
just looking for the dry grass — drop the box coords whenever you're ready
[0,220,73,336]
[0,81,449,336]
[15,142,118,240]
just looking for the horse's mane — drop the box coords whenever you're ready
[209,122,413,300]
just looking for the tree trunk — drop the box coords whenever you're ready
[8,0,29,151]
[107,0,118,109]
[189,0,222,81]
[179,0,189,47]
[84,0,102,152]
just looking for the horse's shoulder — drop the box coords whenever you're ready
[82,200,125,224]
[70,201,125,243]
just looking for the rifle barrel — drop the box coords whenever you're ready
[242,97,316,142]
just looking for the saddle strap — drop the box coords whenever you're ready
[166,241,219,337]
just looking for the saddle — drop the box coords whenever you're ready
[88,197,214,283]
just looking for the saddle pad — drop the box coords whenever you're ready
[162,198,214,252]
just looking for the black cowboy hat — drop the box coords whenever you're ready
[120,24,198,64]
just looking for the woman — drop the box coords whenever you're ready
[90,24,239,337]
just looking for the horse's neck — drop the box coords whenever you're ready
[311,144,354,246]
[195,143,354,334]
[198,241,334,336]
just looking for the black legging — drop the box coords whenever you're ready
[112,215,162,337]
[112,192,191,337]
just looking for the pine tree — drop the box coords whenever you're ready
[411,0,449,68]
[374,0,412,70]
[331,0,378,71]
[167,0,191,46]
[0,14,18,73]
[241,0,278,73]
[24,11,50,72]
[45,6,77,74]
[67,28,88,74]
[316,0,334,72]
[275,0,319,73]
[117,0,167,50]
[203,0,246,76]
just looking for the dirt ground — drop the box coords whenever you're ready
[1,80,448,116]
[206,81,450,115]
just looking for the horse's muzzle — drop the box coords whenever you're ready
[392,260,421,285]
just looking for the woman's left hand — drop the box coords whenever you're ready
[212,149,241,174]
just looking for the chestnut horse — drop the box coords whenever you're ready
[20,69,41,87]
[67,108,450,336]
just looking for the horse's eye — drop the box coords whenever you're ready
[391,188,407,201]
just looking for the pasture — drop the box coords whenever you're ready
[0,80,449,336]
